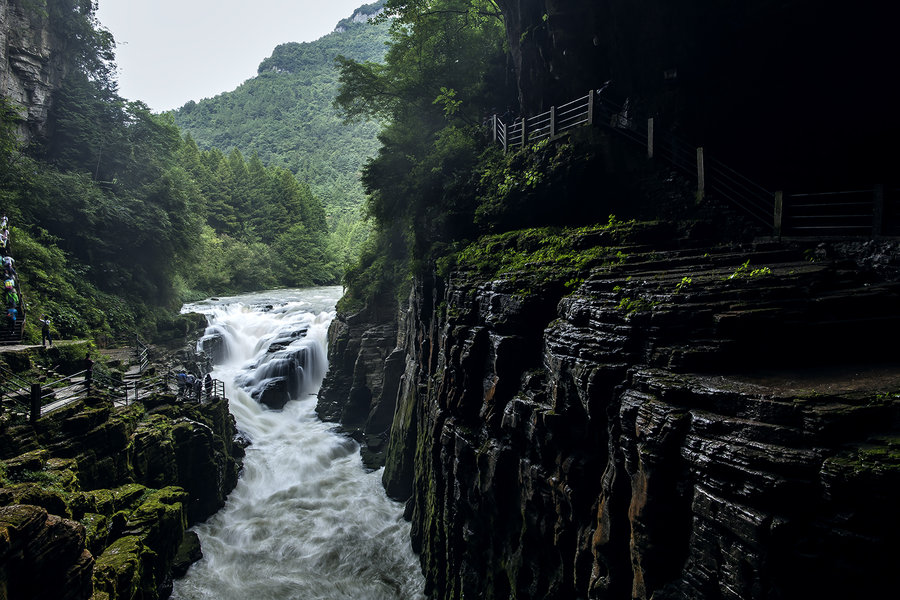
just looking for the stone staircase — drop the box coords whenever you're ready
[0,318,24,345]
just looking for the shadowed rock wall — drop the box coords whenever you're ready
[321,230,900,599]
[496,0,899,189]
[0,0,67,142]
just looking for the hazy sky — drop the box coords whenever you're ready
[95,0,369,112]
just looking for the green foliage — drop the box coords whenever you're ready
[725,260,772,280]
[616,296,658,315]
[444,220,633,281]
[173,2,390,228]
[334,0,515,308]
[674,276,693,293]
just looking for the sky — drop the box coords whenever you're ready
[94,0,370,112]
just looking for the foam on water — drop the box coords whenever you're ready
[172,287,424,600]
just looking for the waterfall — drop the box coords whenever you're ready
[172,287,424,600]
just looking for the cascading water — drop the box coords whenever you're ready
[172,287,425,600]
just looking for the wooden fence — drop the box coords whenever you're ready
[489,91,892,238]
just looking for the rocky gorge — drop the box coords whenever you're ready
[317,222,900,599]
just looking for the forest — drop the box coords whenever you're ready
[172,1,391,264]
[0,0,339,344]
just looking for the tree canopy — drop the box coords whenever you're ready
[0,0,340,342]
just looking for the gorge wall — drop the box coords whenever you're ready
[318,226,900,599]
[0,0,68,143]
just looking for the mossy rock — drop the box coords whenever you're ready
[124,486,187,540]
[81,512,110,556]
[92,535,158,600]
[75,488,116,517]
[130,415,178,488]
[45,457,80,491]
[112,484,149,512]
[0,483,69,517]
[2,449,50,478]
[61,405,112,436]
[122,486,188,591]
[171,530,202,578]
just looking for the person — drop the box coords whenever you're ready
[40,314,52,347]
[2,255,14,277]
[0,229,8,255]
[5,288,18,310]
[6,304,17,332]
[185,372,196,398]
[204,373,213,400]
[193,376,202,402]
[175,372,188,396]
[0,215,7,230]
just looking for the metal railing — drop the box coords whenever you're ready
[135,335,150,373]
[1,360,227,424]
[492,91,594,152]
[488,90,894,237]
[489,91,775,230]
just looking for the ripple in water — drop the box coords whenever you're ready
[173,287,424,600]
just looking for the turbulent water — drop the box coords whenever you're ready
[172,287,425,600]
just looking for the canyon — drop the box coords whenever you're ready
[318,224,900,599]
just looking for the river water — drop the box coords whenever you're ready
[171,287,425,600]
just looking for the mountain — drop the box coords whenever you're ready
[172,2,389,224]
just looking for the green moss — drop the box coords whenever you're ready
[92,535,157,600]
[81,511,110,556]
[112,483,150,512]
[827,436,900,475]
[0,482,70,517]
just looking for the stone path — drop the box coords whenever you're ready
[0,339,84,353]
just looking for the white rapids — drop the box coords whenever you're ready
[171,286,425,600]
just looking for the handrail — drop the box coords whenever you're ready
[488,90,775,232]
[135,334,150,374]
[489,90,894,237]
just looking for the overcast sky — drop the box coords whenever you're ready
[95,0,369,112]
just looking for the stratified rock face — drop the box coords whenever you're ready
[317,300,400,467]
[0,0,66,142]
[0,504,93,600]
[376,236,900,599]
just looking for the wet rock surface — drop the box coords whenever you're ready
[321,233,900,599]
[0,389,243,599]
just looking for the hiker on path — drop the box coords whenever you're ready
[6,305,16,332]
[40,315,52,347]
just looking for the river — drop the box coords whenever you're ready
[171,286,425,600]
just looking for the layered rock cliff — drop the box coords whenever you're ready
[319,225,900,599]
[0,0,67,142]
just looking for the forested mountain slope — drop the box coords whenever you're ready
[172,2,390,223]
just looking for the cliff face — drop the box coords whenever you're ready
[0,0,66,142]
[0,391,244,600]
[320,229,900,599]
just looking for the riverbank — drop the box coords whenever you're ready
[0,311,244,600]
